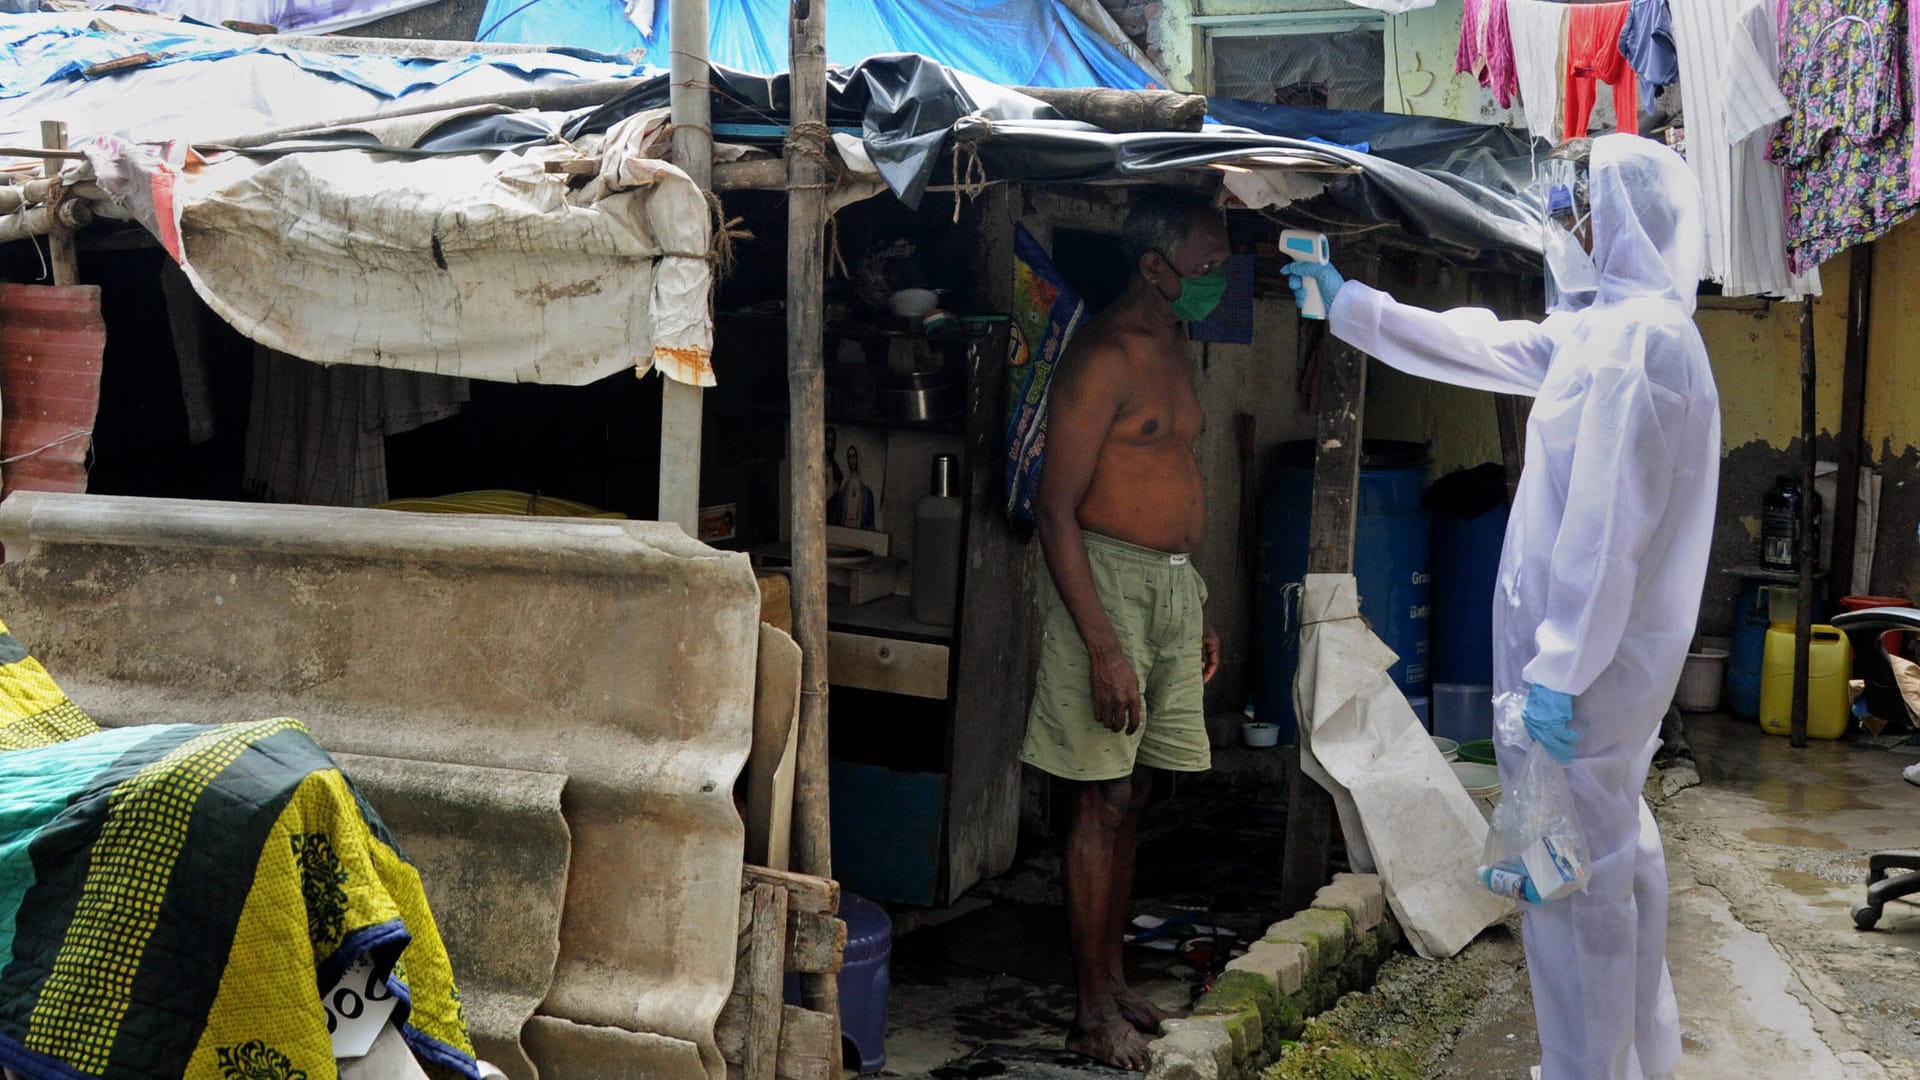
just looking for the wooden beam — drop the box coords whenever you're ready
[1829,245,1872,603]
[713,158,792,192]
[1791,299,1816,748]
[745,884,789,1080]
[784,0,840,1065]
[1009,86,1208,132]
[1282,335,1367,912]
[743,864,840,915]
[39,122,78,286]
[658,0,712,535]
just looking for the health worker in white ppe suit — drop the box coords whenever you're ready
[1285,134,1720,1080]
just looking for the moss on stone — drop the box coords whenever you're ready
[1265,908,1353,969]
[1259,1021,1420,1080]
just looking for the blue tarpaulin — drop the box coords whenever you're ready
[0,13,643,99]
[477,0,1157,90]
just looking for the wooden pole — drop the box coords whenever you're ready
[1791,299,1817,748]
[658,0,711,535]
[1829,245,1872,604]
[785,0,839,1054]
[1281,335,1366,912]
[40,122,78,286]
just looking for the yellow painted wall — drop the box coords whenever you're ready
[1697,217,1920,463]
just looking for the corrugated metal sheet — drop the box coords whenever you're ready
[0,285,105,499]
[0,495,758,1080]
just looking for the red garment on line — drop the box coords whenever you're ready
[1564,0,1639,137]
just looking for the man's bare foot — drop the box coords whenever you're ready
[1066,1017,1152,1071]
[1112,985,1175,1034]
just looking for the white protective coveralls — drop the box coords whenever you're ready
[1326,135,1720,1079]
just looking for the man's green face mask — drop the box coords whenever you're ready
[1160,253,1228,322]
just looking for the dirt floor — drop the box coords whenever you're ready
[870,715,1920,1080]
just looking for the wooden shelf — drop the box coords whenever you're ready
[828,592,955,645]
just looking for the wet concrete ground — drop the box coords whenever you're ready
[1428,713,1920,1078]
[870,716,1920,1078]
[876,794,1287,1078]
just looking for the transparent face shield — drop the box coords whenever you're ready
[1531,153,1597,312]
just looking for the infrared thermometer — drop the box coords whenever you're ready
[1280,229,1332,320]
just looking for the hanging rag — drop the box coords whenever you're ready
[1619,0,1678,89]
[1456,0,1520,108]
[1508,0,1570,140]
[1487,0,1519,109]
[1668,0,1818,298]
[1457,0,1486,81]
[1564,1,1639,137]
[243,348,471,508]
[1770,0,1919,272]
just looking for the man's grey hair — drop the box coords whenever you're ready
[1122,188,1217,274]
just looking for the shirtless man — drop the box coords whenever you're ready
[1023,189,1228,1070]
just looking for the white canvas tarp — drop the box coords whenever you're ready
[1294,572,1509,959]
[87,108,715,386]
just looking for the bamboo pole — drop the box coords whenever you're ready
[658,0,710,535]
[0,197,92,244]
[785,0,839,1058]
[39,122,78,285]
[1791,299,1816,748]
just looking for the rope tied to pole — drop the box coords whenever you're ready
[949,140,988,223]
[784,120,848,278]
[702,188,753,279]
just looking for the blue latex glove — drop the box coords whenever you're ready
[1522,685,1579,764]
[1281,260,1346,313]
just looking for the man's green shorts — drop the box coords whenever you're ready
[1022,531,1211,782]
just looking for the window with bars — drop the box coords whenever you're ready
[1205,20,1386,112]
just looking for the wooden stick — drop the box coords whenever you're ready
[1791,299,1816,748]
[785,0,840,1069]
[1282,333,1367,912]
[1010,85,1209,132]
[0,147,85,160]
[745,883,789,1080]
[713,157,791,192]
[40,122,79,286]
[1829,245,1872,604]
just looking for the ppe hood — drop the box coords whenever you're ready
[1588,134,1705,314]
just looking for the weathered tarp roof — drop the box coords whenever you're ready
[560,56,1546,269]
[1,13,713,389]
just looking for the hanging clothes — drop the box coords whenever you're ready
[1619,0,1678,90]
[1912,1,1920,199]
[1487,0,1518,110]
[1565,1,1639,137]
[243,348,471,508]
[1508,0,1570,141]
[1770,0,1919,273]
[1670,0,1820,298]
[1456,0,1520,109]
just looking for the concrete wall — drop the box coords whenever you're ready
[1146,0,1519,127]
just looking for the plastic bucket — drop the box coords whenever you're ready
[1450,761,1501,821]
[1458,739,1497,765]
[1676,647,1729,712]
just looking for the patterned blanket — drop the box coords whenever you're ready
[0,622,476,1080]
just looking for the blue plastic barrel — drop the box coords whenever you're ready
[1430,503,1508,687]
[1726,581,1769,718]
[1256,441,1431,742]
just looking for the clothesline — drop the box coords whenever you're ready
[1464,0,1917,297]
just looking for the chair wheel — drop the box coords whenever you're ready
[1852,904,1882,930]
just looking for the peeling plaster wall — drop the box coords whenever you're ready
[1151,0,1523,127]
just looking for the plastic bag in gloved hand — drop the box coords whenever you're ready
[1477,692,1592,904]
